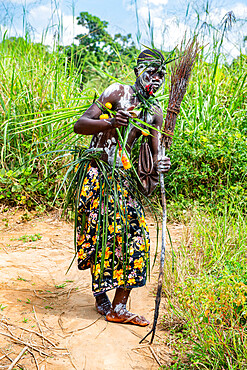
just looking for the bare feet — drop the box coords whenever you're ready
[95,293,112,315]
[106,304,149,326]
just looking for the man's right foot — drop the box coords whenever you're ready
[95,293,112,315]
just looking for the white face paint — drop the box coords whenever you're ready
[136,63,165,95]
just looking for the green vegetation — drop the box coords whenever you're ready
[163,205,247,369]
[0,6,246,369]
[12,234,42,242]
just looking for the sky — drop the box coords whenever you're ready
[0,0,247,59]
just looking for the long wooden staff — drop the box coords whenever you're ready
[140,38,200,344]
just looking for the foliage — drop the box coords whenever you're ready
[163,206,247,369]
[61,12,139,85]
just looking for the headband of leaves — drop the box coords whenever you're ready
[137,45,179,74]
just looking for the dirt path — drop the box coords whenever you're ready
[0,207,183,369]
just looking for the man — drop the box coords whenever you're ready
[74,49,171,326]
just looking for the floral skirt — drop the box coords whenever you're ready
[76,165,150,296]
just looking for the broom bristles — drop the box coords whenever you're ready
[162,37,200,148]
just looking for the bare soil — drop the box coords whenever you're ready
[0,206,183,370]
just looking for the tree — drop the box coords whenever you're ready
[61,12,139,86]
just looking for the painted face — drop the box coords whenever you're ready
[136,63,165,95]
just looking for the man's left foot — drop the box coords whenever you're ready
[106,305,149,326]
[95,293,112,315]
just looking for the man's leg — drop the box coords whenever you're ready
[106,287,149,326]
[95,292,112,315]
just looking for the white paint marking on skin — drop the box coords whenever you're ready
[146,112,153,124]
[104,137,122,167]
[114,302,126,315]
[103,83,121,99]
[97,132,103,141]
[119,85,132,110]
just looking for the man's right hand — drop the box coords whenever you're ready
[111,110,131,128]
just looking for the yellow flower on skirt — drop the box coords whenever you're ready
[77,234,85,246]
[108,223,121,234]
[104,260,110,268]
[92,199,99,209]
[113,268,123,280]
[139,215,146,227]
[134,257,144,270]
[94,181,100,191]
[78,249,87,260]
[92,263,101,278]
[127,277,136,285]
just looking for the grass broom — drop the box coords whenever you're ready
[140,37,200,344]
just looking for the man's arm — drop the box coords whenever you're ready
[74,84,131,135]
[74,103,113,135]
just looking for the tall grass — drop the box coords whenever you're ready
[163,205,247,369]
[0,35,95,205]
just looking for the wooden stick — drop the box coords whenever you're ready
[140,149,167,344]
[33,306,45,348]
[149,346,162,366]
[1,319,56,348]
[7,346,28,370]
[28,349,40,370]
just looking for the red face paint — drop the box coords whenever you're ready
[145,84,154,95]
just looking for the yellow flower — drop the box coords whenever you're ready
[129,247,134,256]
[81,186,89,197]
[113,269,123,284]
[105,102,112,109]
[94,181,100,191]
[139,216,146,227]
[99,114,109,119]
[104,260,110,268]
[77,234,85,246]
[127,277,136,285]
[92,199,99,209]
[104,247,111,260]
[117,236,123,245]
[92,263,101,277]
[134,257,144,270]
[139,243,145,251]
[108,224,115,234]
[108,224,121,234]
[78,248,87,259]
[141,130,149,136]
